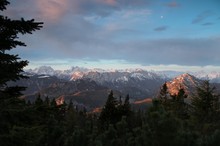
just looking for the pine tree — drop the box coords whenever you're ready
[123,94,131,117]
[0,2,43,144]
[1,7,46,144]
[67,99,74,111]
[35,94,43,106]
[191,80,220,124]
[158,83,171,110]
[147,100,181,146]
[170,88,189,119]
[158,83,189,119]
[44,96,50,106]
[158,82,169,100]
[0,0,43,98]
[99,90,118,130]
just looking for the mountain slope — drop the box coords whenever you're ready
[75,70,167,99]
[166,73,202,97]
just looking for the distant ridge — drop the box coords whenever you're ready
[26,66,220,83]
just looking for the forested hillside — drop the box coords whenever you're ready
[1,84,220,146]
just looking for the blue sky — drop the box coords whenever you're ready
[4,0,220,71]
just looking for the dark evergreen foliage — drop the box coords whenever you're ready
[0,0,43,97]
[191,81,220,122]
[99,91,132,131]
[191,80,220,136]
[0,80,220,145]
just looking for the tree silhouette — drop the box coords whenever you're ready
[158,83,170,109]
[191,81,220,124]
[0,2,43,145]
[99,90,118,130]
[122,94,131,117]
[0,0,43,98]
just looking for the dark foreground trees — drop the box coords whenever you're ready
[0,80,220,145]
[0,0,43,97]
[0,1,43,145]
[157,81,220,145]
[99,91,132,130]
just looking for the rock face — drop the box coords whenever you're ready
[75,70,167,99]
[9,69,220,111]
[24,67,169,99]
[166,73,202,97]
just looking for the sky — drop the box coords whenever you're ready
[3,0,220,71]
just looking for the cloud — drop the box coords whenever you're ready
[121,9,151,18]
[17,32,220,67]
[5,0,220,70]
[154,26,168,32]
[120,37,220,66]
[69,0,153,17]
[192,10,214,24]
[202,22,213,26]
[35,0,69,22]
[6,0,153,18]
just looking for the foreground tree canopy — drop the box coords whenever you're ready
[0,0,43,97]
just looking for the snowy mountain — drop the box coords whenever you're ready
[23,66,169,99]
[26,66,220,83]
[70,70,167,98]
[193,71,220,83]
[26,66,55,76]
[166,73,202,97]
[10,66,220,110]
[26,66,89,80]
[23,66,220,101]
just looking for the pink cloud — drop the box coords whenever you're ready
[36,0,69,22]
[102,0,117,6]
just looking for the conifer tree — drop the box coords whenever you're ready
[158,82,169,100]
[123,94,131,116]
[44,96,50,106]
[99,90,118,129]
[191,80,220,123]
[158,83,170,109]
[170,88,189,119]
[0,0,43,98]
[0,2,43,144]
[35,94,43,106]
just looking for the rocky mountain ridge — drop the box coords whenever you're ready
[26,66,220,83]
[9,66,220,110]
[166,73,202,97]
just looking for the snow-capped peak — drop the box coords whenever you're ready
[70,71,84,81]
[30,66,55,76]
[166,73,201,96]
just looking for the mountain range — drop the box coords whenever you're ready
[26,66,220,82]
[8,66,220,110]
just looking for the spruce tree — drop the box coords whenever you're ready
[158,83,170,109]
[170,88,189,119]
[123,94,131,117]
[191,80,220,123]
[0,2,43,144]
[99,90,118,129]
[158,82,169,100]
[0,0,43,98]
